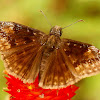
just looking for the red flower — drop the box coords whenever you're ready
[4,74,79,100]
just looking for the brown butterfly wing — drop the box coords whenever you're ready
[0,21,47,83]
[62,39,100,78]
[39,38,100,89]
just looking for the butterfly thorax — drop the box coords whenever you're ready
[43,25,62,49]
[49,25,62,36]
[46,35,61,50]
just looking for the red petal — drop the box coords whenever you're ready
[4,74,79,100]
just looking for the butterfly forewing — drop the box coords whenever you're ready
[61,39,100,78]
[0,21,47,83]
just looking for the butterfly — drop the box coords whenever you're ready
[0,21,100,89]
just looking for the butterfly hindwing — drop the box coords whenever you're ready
[0,21,47,83]
[39,47,81,89]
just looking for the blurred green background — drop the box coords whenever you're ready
[0,0,100,100]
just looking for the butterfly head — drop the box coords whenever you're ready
[49,25,62,37]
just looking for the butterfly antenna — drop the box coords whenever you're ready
[62,19,84,29]
[40,10,52,27]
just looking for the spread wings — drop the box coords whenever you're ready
[0,21,47,83]
[1,21,100,89]
[39,39,100,89]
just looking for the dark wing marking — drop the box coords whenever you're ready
[0,21,47,83]
[61,39,100,79]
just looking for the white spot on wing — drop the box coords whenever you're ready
[67,43,70,46]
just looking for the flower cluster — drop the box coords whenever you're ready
[5,74,79,100]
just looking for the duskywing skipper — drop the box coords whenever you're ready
[0,21,100,89]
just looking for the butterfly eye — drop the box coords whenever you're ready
[59,29,62,36]
[49,28,54,35]
[50,29,53,33]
